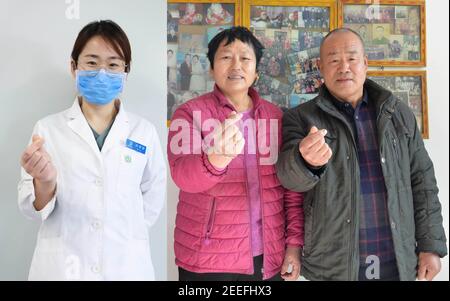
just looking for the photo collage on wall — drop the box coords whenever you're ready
[167,2,235,120]
[343,4,421,62]
[369,74,424,133]
[250,5,330,112]
[166,1,428,138]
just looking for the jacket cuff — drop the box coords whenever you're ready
[202,152,228,176]
[18,180,57,221]
[292,142,326,179]
[286,242,303,249]
[416,238,448,258]
[305,161,326,176]
[38,195,57,221]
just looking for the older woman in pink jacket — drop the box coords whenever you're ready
[168,27,303,281]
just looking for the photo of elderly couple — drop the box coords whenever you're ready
[0,0,448,287]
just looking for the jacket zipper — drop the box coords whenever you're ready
[243,163,254,275]
[378,103,403,280]
[254,115,267,279]
[348,131,356,281]
[243,110,256,276]
[205,199,216,243]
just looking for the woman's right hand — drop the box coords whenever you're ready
[21,135,56,183]
[21,135,57,210]
[207,112,245,169]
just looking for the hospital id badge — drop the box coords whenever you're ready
[125,139,146,155]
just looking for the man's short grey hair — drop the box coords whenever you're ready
[320,27,366,55]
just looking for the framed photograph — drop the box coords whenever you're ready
[167,0,241,122]
[368,71,428,138]
[243,0,336,110]
[338,0,426,66]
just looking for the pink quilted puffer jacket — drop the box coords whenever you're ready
[168,85,304,280]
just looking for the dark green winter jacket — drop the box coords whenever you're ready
[276,79,447,281]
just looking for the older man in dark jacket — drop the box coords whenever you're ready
[276,28,447,281]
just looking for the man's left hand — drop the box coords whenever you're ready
[417,252,441,281]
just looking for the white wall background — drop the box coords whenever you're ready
[0,0,168,280]
[422,0,449,281]
[165,0,449,281]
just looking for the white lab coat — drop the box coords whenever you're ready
[18,98,167,281]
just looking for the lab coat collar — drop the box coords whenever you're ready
[66,97,129,122]
[66,97,130,160]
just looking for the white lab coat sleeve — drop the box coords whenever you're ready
[17,121,57,221]
[140,123,167,228]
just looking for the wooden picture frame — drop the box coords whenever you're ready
[167,0,241,124]
[368,70,428,138]
[338,0,426,67]
[242,0,336,110]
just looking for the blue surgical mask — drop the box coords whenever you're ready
[76,69,126,105]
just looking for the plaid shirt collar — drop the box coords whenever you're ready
[326,88,369,115]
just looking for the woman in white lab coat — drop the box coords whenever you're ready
[18,20,166,280]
